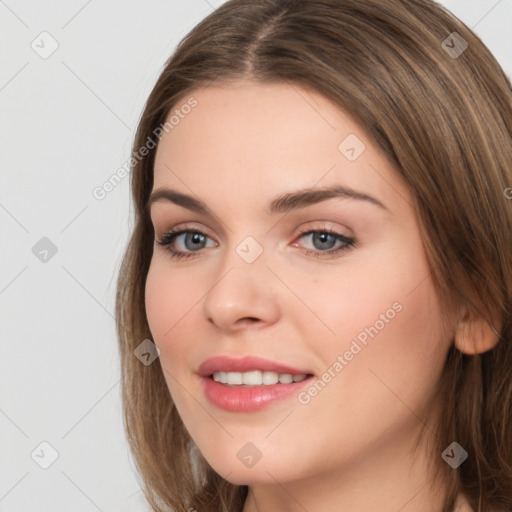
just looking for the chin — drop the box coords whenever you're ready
[214,463,296,486]
[194,441,309,486]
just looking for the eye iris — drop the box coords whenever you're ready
[312,232,336,250]
[185,232,206,250]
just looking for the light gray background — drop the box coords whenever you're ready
[1,1,510,510]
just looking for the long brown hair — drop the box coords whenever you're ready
[115,1,512,510]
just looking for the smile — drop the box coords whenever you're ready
[212,370,308,386]
[198,356,315,412]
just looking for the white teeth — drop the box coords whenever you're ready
[262,371,279,385]
[242,370,262,385]
[226,372,243,385]
[212,371,226,383]
[212,370,309,386]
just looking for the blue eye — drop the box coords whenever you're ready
[155,229,355,260]
[156,230,215,259]
[309,232,338,250]
[177,232,208,251]
[295,230,355,258]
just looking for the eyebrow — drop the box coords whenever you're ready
[146,185,388,216]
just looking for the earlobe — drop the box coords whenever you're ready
[453,305,501,355]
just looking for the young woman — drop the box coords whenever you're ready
[115,1,512,511]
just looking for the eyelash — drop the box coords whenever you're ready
[155,226,356,261]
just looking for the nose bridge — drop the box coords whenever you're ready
[216,231,268,279]
[233,234,265,266]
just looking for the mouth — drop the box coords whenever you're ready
[210,370,312,386]
[198,356,316,412]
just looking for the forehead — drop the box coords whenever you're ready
[151,81,411,216]
[155,81,348,165]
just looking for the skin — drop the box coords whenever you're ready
[145,80,478,512]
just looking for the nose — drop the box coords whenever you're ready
[202,251,281,332]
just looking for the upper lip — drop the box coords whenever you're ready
[197,355,313,377]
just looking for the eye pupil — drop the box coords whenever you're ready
[185,232,206,250]
[312,232,336,250]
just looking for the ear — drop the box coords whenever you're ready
[453,305,501,355]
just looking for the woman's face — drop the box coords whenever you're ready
[145,81,455,487]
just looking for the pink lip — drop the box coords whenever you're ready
[197,356,314,413]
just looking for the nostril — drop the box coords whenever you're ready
[234,317,261,327]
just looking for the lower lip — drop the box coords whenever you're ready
[201,376,313,412]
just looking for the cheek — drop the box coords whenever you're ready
[145,259,205,417]
[278,258,449,471]
[144,259,198,358]
[295,237,450,382]
[312,247,450,412]
[145,262,171,340]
